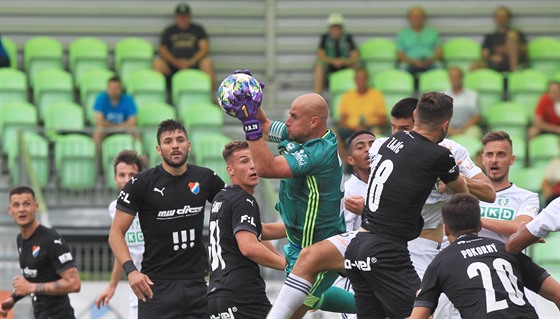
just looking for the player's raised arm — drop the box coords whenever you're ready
[236,231,286,270]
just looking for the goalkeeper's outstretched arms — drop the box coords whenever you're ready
[256,107,272,142]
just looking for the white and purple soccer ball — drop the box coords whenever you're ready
[217,73,263,118]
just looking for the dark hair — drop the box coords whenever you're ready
[442,193,481,236]
[347,130,375,152]
[482,130,512,148]
[9,186,36,200]
[222,140,249,163]
[416,92,454,128]
[113,150,148,174]
[108,76,121,84]
[156,119,187,145]
[391,97,418,119]
[494,6,512,19]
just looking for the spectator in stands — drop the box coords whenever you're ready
[337,67,387,143]
[92,76,138,150]
[397,6,442,77]
[471,6,527,72]
[313,13,359,94]
[0,34,10,67]
[541,145,560,205]
[153,2,216,88]
[528,81,560,139]
[444,66,482,138]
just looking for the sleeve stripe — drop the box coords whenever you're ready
[269,121,286,143]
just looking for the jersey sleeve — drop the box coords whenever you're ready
[318,34,327,49]
[230,196,260,236]
[48,232,77,274]
[526,199,560,237]
[207,172,226,203]
[347,34,357,50]
[431,149,460,184]
[268,120,289,143]
[516,191,540,219]
[515,253,550,294]
[160,26,172,47]
[414,262,442,312]
[443,140,482,179]
[116,175,145,216]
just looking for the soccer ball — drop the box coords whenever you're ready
[217,73,263,118]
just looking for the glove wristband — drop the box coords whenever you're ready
[122,260,138,276]
[243,118,263,141]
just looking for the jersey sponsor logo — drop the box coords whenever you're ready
[448,165,458,174]
[54,239,62,245]
[460,243,498,259]
[524,205,538,215]
[119,190,131,204]
[240,214,256,227]
[464,157,475,170]
[189,182,200,194]
[22,267,37,278]
[344,256,377,271]
[211,201,222,213]
[210,306,237,319]
[497,196,509,205]
[480,206,515,221]
[58,252,73,264]
[293,149,308,167]
[246,198,255,206]
[32,245,40,257]
[172,229,195,251]
[153,187,165,196]
[157,205,204,219]
[126,229,144,244]
[131,176,137,184]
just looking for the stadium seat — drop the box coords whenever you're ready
[69,37,109,87]
[509,166,544,194]
[449,134,482,160]
[552,70,560,82]
[485,102,529,140]
[0,68,28,104]
[136,101,176,154]
[1,100,38,153]
[101,133,143,189]
[328,68,356,121]
[126,69,166,106]
[418,69,451,93]
[528,37,560,79]
[528,134,559,169]
[190,132,232,181]
[43,101,85,140]
[79,68,115,125]
[54,134,97,190]
[359,38,397,80]
[6,131,49,187]
[442,38,481,72]
[32,68,73,121]
[114,37,154,86]
[464,69,504,119]
[2,36,18,68]
[529,230,560,279]
[180,102,224,133]
[24,37,63,85]
[171,69,212,115]
[510,135,527,171]
[373,69,415,117]
[507,69,548,121]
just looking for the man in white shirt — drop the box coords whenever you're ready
[444,66,482,138]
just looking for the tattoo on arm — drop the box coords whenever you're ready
[34,268,79,295]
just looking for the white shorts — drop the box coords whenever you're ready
[326,230,358,257]
[407,236,441,280]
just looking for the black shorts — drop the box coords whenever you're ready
[208,295,271,319]
[344,232,420,319]
[138,279,208,319]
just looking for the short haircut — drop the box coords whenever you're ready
[407,5,426,18]
[494,6,512,19]
[391,97,418,119]
[416,92,454,128]
[9,186,36,200]
[448,66,463,77]
[347,130,376,152]
[482,130,512,148]
[113,150,148,174]
[442,193,481,236]
[108,76,121,84]
[222,140,249,163]
[156,119,187,145]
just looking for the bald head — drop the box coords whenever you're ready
[292,93,329,123]
[286,93,330,142]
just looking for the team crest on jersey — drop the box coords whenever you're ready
[497,196,509,205]
[32,245,40,257]
[189,182,200,194]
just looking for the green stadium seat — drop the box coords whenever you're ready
[464,69,504,118]
[2,36,18,68]
[6,131,49,187]
[79,69,115,125]
[32,68,73,121]
[329,68,356,121]
[442,38,481,72]
[24,37,63,85]
[510,166,544,194]
[418,69,451,93]
[552,70,560,82]
[485,102,529,140]
[528,37,560,79]
[54,134,97,190]
[449,134,482,160]
[507,69,548,121]
[172,69,212,115]
[529,231,560,279]
[43,101,85,140]
[102,133,143,189]
[529,134,559,169]
[180,102,224,133]
[126,69,166,106]
[114,37,154,86]
[1,100,38,153]
[359,38,397,80]
[69,37,109,87]
[190,132,232,181]
[137,101,176,154]
[0,68,28,104]
[373,69,415,117]
[510,135,527,171]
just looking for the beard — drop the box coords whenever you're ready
[162,153,188,168]
[436,125,449,143]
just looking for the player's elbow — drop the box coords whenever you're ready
[238,244,256,258]
[71,279,81,293]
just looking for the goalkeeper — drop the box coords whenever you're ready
[224,70,356,318]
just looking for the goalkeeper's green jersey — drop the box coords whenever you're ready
[268,121,346,248]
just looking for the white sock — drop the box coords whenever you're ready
[267,273,312,319]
